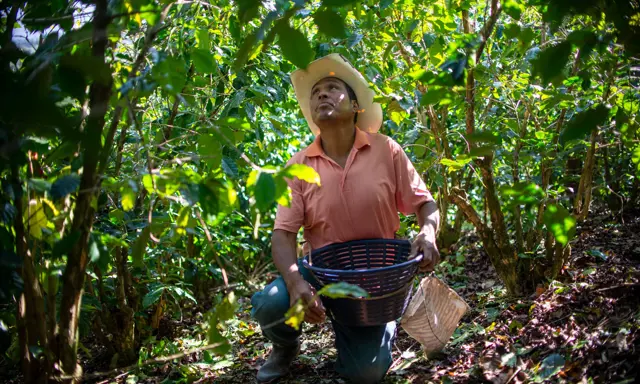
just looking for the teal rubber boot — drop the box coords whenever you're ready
[256,342,301,383]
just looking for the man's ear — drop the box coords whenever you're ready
[351,100,359,113]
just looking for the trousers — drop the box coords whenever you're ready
[250,260,396,384]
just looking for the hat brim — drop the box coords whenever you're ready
[290,53,383,135]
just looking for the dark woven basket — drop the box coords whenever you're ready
[302,239,422,326]
[320,282,415,326]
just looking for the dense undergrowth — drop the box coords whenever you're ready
[1,0,639,383]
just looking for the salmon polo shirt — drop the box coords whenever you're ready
[274,128,434,251]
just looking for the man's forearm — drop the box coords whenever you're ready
[417,200,440,235]
[271,229,304,287]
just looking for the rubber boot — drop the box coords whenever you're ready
[256,341,301,383]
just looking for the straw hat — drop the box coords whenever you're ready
[290,53,383,135]
[400,275,470,353]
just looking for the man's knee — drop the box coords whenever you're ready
[251,278,291,325]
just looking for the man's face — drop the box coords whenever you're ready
[309,77,357,125]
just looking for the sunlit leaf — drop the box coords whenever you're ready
[284,299,305,331]
[279,164,321,186]
[500,182,545,205]
[24,199,48,239]
[176,206,191,236]
[632,145,640,173]
[543,204,576,246]
[121,185,136,212]
[503,0,524,20]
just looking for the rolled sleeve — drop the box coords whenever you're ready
[391,140,434,215]
[274,168,304,234]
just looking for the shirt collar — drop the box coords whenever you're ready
[305,128,371,158]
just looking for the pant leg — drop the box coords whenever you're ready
[250,276,301,347]
[250,260,320,347]
[332,320,396,384]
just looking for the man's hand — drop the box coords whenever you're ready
[409,230,440,273]
[286,277,326,324]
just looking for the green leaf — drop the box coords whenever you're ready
[632,145,640,173]
[206,324,231,355]
[420,88,448,106]
[440,157,472,172]
[504,23,520,39]
[195,28,210,50]
[199,178,221,220]
[388,99,408,125]
[560,105,609,145]
[121,185,136,212]
[275,22,314,69]
[28,179,51,193]
[313,9,347,38]
[50,175,80,200]
[318,282,369,299]
[543,204,576,247]
[323,0,359,6]
[254,172,276,211]
[500,182,545,205]
[192,49,215,74]
[198,134,222,170]
[237,0,261,22]
[466,131,502,145]
[88,233,110,272]
[503,0,524,20]
[132,226,151,268]
[279,164,321,186]
[537,353,565,381]
[143,287,165,309]
[221,157,239,178]
[214,291,238,321]
[531,41,573,84]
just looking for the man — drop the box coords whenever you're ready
[250,54,440,383]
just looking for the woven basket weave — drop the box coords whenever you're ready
[400,275,470,353]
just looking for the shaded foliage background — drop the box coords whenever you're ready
[0,0,638,383]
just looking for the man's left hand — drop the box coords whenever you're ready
[409,230,440,273]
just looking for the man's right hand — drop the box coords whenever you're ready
[286,277,326,324]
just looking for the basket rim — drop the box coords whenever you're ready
[302,238,423,276]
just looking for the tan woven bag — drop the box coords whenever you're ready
[400,275,470,353]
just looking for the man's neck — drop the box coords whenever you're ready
[318,120,356,161]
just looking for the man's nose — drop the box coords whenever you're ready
[317,89,329,100]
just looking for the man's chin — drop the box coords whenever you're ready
[313,113,337,123]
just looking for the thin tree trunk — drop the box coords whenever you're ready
[13,164,48,383]
[574,62,617,220]
[513,108,530,253]
[56,1,112,380]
